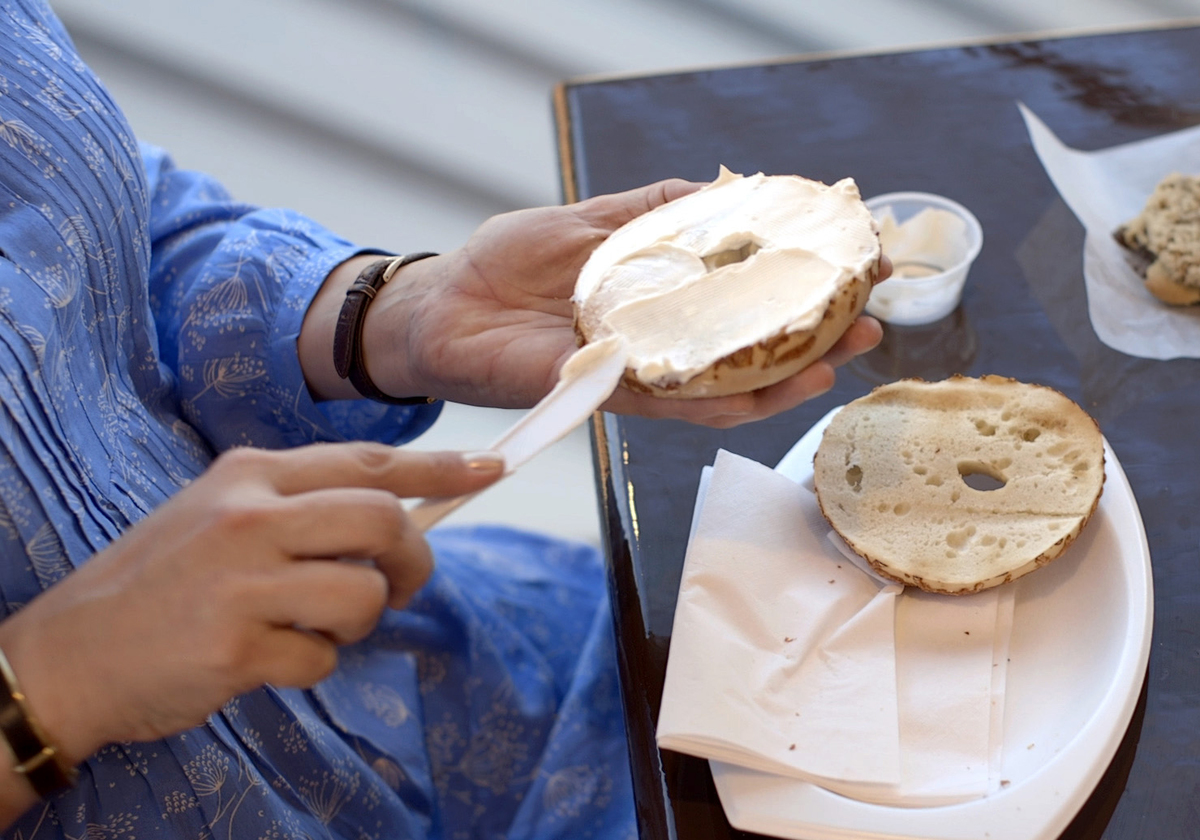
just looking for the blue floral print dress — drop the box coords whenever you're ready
[0,2,634,838]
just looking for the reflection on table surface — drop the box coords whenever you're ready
[556,20,1200,840]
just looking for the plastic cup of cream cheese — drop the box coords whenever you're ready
[863,192,983,326]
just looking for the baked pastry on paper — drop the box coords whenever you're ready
[1115,172,1200,305]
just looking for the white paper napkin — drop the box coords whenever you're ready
[1019,102,1200,360]
[658,449,1015,807]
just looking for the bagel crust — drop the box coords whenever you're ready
[573,168,882,399]
[579,266,877,398]
[813,375,1106,594]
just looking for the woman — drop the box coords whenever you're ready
[0,1,884,837]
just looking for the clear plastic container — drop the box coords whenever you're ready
[864,192,983,326]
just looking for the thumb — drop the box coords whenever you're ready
[575,178,703,231]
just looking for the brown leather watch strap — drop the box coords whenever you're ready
[333,252,440,405]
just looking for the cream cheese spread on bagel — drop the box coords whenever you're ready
[573,167,882,398]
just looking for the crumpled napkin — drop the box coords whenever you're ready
[657,449,1015,807]
[1019,102,1200,360]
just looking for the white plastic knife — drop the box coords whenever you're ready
[407,335,629,532]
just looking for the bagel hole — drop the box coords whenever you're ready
[701,239,762,271]
[957,460,1007,492]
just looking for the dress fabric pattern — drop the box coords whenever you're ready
[0,2,634,837]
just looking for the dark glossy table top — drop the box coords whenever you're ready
[554,23,1200,840]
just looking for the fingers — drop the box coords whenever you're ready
[605,369,821,429]
[729,363,840,426]
[255,627,339,689]
[256,561,390,645]
[241,556,422,691]
[820,316,883,369]
[573,178,703,232]
[273,488,413,558]
[198,443,482,609]
[602,316,884,428]
[269,486,435,606]
[876,255,894,284]
[641,178,705,211]
[214,443,504,499]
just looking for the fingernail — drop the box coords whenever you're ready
[462,451,505,472]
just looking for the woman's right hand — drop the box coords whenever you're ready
[0,442,503,772]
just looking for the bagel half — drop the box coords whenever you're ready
[813,375,1105,594]
[573,167,882,398]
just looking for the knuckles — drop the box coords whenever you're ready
[337,567,391,634]
[350,490,410,550]
[290,641,339,687]
[209,445,278,478]
[311,651,339,685]
[201,621,266,686]
[340,594,389,644]
[343,441,401,480]
[199,568,271,623]
[201,496,281,539]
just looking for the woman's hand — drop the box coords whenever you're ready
[0,443,503,774]
[301,179,889,428]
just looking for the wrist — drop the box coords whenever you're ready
[0,616,98,787]
[359,253,445,401]
[0,646,78,795]
[300,254,383,401]
[300,252,445,403]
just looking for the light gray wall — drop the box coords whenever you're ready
[57,0,1197,253]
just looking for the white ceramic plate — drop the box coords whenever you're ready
[709,407,1153,840]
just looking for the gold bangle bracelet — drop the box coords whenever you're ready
[0,646,77,798]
